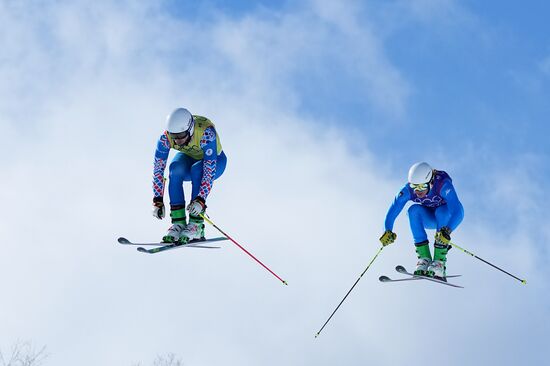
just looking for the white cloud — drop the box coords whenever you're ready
[0,1,548,365]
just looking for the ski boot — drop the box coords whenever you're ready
[427,260,446,280]
[414,240,432,276]
[179,214,205,243]
[162,207,187,243]
[427,240,449,280]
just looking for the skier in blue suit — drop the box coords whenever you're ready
[379,162,464,280]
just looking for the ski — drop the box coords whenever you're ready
[118,236,227,246]
[394,265,464,288]
[379,275,424,283]
[136,242,220,254]
[117,237,227,254]
[379,273,460,283]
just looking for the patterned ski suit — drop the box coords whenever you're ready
[152,115,227,206]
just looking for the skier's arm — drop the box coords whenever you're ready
[440,181,464,232]
[153,132,171,199]
[384,186,411,231]
[197,126,218,201]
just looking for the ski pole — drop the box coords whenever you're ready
[315,246,384,338]
[200,214,288,286]
[449,241,527,285]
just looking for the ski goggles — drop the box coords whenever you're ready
[168,118,195,142]
[169,131,191,141]
[409,182,429,192]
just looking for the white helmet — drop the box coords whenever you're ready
[408,162,433,184]
[166,108,194,136]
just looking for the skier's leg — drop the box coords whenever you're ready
[407,204,437,243]
[408,204,437,275]
[181,152,227,242]
[434,205,451,263]
[163,153,195,242]
[435,202,464,232]
[168,152,195,206]
[428,205,455,279]
[190,151,227,199]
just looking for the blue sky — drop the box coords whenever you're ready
[163,0,550,170]
[228,0,547,232]
[158,0,550,236]
[1,1,549,365]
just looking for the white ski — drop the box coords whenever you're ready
[393,265,464,288]
[117,237,226,253]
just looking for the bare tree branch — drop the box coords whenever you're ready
[131,352,184,366]
[0,341,48,366]
[153,353,183,366]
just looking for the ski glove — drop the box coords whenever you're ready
[435,226,451,245]
[152,197,165,220]
[379,230,397,246]
[187,196,207,216]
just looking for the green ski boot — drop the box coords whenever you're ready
[162,207,187,243]
[414,240,432,276]
[179,214,205,243]
[427,242,449,280]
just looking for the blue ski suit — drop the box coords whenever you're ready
[384,170,464,244]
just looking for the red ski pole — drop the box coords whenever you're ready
[200,214,288,285]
